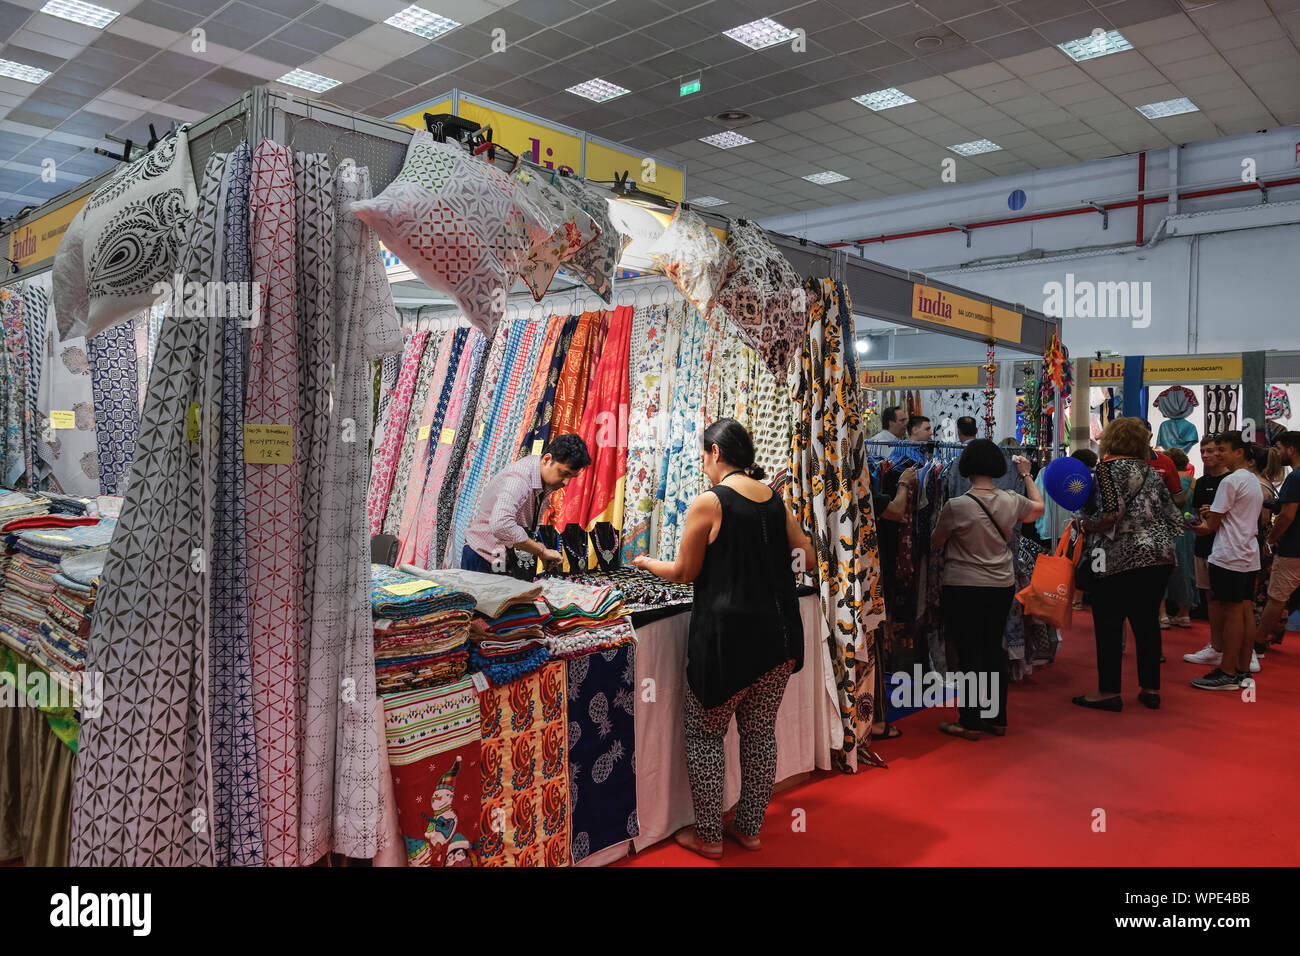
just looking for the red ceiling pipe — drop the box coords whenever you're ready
[1136,151,1146,247]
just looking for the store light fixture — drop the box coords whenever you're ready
[0,58,52,84]
[948,139,1001,155]
[853,88,916,111]
[1058,29,1132,61]
[566,78,630,102]
[384,4,461,40]
[277,68,341,93]
[699,130,753,149]
[803,170,849,184]
[855,338,869,354]
[724,17,799,50]
[39,0,119,29]
[689,196,728,206]
[1136,97,1199,119]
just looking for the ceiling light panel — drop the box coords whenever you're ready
[853,88,917,111]
[803,171,849,184]
[1136,97,1198,118]
[948,139,1001,155]
[40,0,119,29]
[700,131,754,149]
[384,5,461,40]
[0,58,52,84]
[1058,30,1132,61]
[277,68,341,92]
[724,18,799,51]
[689,196,728,206]
[566,78,630,102]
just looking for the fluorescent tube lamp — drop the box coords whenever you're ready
[0,58,52,84]
[853,88,916,111]
[803,170,849,184]
[699,131,753,149]
[948,139,1001,155]
[39,0,119,28]
[566,78,630,102]
[1136,97,1198,118]
[724,18,798,50]
[689,196,728,206]
[277,68,341,93]
[384,5,461,40]
[1058,30,1132,61]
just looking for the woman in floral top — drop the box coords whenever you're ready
[1073,417,1183,712]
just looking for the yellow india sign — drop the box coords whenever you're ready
[861,366,984,388]
[1088,357,1242,384]
[393,98,582,176]
[911,283,1022,344]
[7,194,89,271]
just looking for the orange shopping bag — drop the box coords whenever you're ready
[1015,522,1084,631]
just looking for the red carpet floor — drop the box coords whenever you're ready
[618,611,1300,866]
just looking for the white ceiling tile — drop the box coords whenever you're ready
[323,40,400,70]
[810,100,867,122]
[1175,72,1242,96]
[1118,13,1198,45]
[7,29,86,60]
[1023,64,1088,92]
[227,53,294,81]
[24,12,102,45]
[1116,83,1186,107]
[1159,53,1232,80]
[0,78,36,97]
[1139,34,1216,65]
[1078,49,1152,78]
[301,55,371,85]
[153,102,207,124]
[96,88,160,110]
[1187,0,1274,30]
[1239,57,1300,85]
[325,0,408,18]
[900,75,963,99]
[168,37,242,66]
[944,62,1015,89]
[353,23,437,57]
[85,98,148,122]
[106,16,182,49]
[1217,20,1292,51]
[1046,81,1108,105]
[1102,69,1171,94]
[999,47,1073,76]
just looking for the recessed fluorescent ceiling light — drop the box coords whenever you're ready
[700,131,753,149]
[689,196,728,206]
[803,170,849,184]
[1058,29,1132,61]
[40,0,119,28]
[384,5,461,40]
[948,139,1001,155]
[1136,97,1198,118]
[277,68,341,93]
[853,88,916,111]
[724,17,798,50]
[0,58,52,84]
[567,78,630,102]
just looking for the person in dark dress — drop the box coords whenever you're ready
[634,418,813,860]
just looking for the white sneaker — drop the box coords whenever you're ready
[1159,615,1171,629]
[1250,651,1260,673]
[1184,644,1222,665]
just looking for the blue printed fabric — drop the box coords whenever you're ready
[566,642,638,862]
[87,319,141,495]
[420,327,468,489]
[468,642,552,687]
[22,284,51,490]
[371,564,475,618]
[209,141,264,867]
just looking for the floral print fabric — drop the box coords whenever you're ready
[648,207,738,318]
[510,166,601,301]
[714,219,806,381]
[620,303,672,562]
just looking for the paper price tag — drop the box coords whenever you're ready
[41,534,72,541]
[531,440,543,456]
[439,427,455,444]
[373,618,393,632]
[185,403,201,443]
[417,425,431,441]
[50,410,76,430]
[470,671,491,693]
[380,579,436,596]
[244,424,293,464]
[477,423,485,439]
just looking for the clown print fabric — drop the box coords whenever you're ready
[477,660,570,866]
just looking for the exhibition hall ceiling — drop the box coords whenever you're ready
[1,0,1298,219]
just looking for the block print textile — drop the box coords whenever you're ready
[477,660,570,866]
[510,165,601,301]
[87,320,140,495]
[393,329,460,558]
[383,329,445,537]
[620,303,672,562]
[647,206,738,318]
[367,331,428,535]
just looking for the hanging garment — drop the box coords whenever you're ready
[488,319,548,480]
[518,313,578,457]
[1204,384,1237,434]
[209,142,264,867]
[660,304,709,561]
[511,316,561,459]
[373,350,403,446]
[382,329,445,537]
[245,141,305,867]
[788,279,883,773]
[299,163,403,863]
[435,334,495,568]
[22,283,52,490]
[87,305,142,496]
[750,349,793,482]
[620,303,671,563]
[0,289,32,487]
[367,331,429,535]
[1156,418,1199,454]
[69,149,227,867]
[1266,385,1291,422]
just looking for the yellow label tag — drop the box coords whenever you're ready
[439,427,455,444]
[185,403,201,442]
[380,579,436,596]
[418,424,431,441]
[41,534,72,541]
[50,410,76,430]
[478,423,485,439]
[531,440,543,456]
[244,424,293,464]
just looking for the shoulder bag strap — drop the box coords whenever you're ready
[964,491,1013,550]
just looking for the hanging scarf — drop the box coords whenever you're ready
[519,313,579,457]
[87,320,141,495]
[367,330,429,534]
[512,316,561,460]
[382,329,445,537]
[620,303,671,562]
[23,283,54,490]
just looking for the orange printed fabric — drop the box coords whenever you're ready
[560,304,632,532]
[476,661,570,867]
[513,316,562,459]
[543,309,600,524]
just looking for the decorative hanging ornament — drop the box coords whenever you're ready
[982,339,997,439]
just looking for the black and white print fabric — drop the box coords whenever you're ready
[713,219,806,380]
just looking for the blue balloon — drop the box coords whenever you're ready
[1042,456,1093,511]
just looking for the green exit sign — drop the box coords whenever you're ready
[680,78,701,96]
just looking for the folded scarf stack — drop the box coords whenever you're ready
[372,563,475,695]
[535,579,634,660]
[37,550,108,673]
[0,490,51,528]
[566,567,694,612]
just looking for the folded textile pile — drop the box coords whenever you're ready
[467,640,551,686]
[371,563,475,695]
[567,567,693,613]
[0,491,51,529]
[480,598,551,636]
[39,550,107,673]
[0,520,115,669]
[535,579,634,660]
[396,564,542,618]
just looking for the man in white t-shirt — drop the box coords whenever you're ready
[870,405,905,444]
[1191,430,1264,691]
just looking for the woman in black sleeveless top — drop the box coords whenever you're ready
[634,419,812,860]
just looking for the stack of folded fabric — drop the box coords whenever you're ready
[0,520,115,667]
[567,567,693,614]
[536,578,634,660]
[371,564,475,695]
[38,550,108,673]
[0,490,51,527]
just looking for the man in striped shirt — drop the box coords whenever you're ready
[463,433,591,575]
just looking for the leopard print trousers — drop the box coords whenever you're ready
[683,659,795,844]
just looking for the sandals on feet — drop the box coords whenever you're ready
[673,827,722,860]
[872,723,902,740]
[939,721,981,741]
[723,821,761,851]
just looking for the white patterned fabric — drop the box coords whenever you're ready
[552,175,627,303]
[713,219,806,381]
[510,165,602,300]
[620,302,672,562]
[647,206,737,318]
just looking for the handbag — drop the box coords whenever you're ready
[1017,524,1085,630]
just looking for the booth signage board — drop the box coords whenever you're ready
[911,283,1023,344]
[861,366,983,388]
[1088,357,1242,384]
[585,137,685,202]
[6,194,89,272]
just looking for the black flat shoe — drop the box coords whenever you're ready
[1137,691,1160,709]
[1072,694,1122,712]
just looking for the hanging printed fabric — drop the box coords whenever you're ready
[620,303,671,563]
[383,330,445,537]
[0,289,32,487]
[713,219,806,380]
[435,334,495,567]
[383,676,482,866]
[300,163,403,862]
[512,316,560,458]
[519,313,578,457]
[541,311,601,545]
[69,149,227,867]
[787,278,884,773]
[510,166,602,301]
[477,660,570,866]
[22,283,51,490]
[660,304,709,560]
[245,140,305,867]
[373,349,403,446]
[87,320,140,495]
[567,644,638,863]
[368,330,429,535]
[488,319,548,479]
